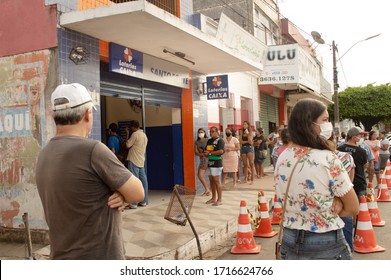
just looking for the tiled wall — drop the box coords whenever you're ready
[58,28,101,140]
[180,0,194,20]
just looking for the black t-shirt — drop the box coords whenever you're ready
[205,137,225,168]
[254,135,266,150]
[337,143,368,193]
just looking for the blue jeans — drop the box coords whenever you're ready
[341,216,354,252]
[128,161,148,205]
[280,228,352,260]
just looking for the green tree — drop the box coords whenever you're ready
[328,84,391,131]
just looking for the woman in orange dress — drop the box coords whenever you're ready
[222,127,240,188]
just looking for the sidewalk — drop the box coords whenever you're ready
[11,168,277,260]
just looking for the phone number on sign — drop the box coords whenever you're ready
[259,76,295,82]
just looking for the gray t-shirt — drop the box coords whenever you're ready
[36,136,132,259]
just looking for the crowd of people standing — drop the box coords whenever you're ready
[195,121,279,206]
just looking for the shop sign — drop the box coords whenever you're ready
[0,107,31,138]
[109,43,143,78]
[143,55,189,89]
[206,75,229,100]
[109,43,190,88]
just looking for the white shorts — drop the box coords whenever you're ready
[206,167,223,177]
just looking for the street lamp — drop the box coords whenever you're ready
[311,32,381,128]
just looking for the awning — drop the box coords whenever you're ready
[60,1,263,75]
[285,84,333,105]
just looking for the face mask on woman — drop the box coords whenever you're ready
[314,122,333,139]
[198,132,205,138]
[226,133,231,137]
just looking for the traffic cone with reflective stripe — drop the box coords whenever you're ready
[385,160,391,190]
[253,191,278,238]
[271,194,282,225]
[354,196,385,254]
[366,182,385,226]
[377,170,391,202]
[231,200,261,254]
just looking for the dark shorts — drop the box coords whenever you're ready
[241,144,254,154]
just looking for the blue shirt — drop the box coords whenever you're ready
[107,135,121,155]
[360,141,374,161]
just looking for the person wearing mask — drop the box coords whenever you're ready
[337,127,368,198]
[195,128,210,196]
[267,127,279,169]
[36,83,144,259]
[379,131,390,171]
[204,126,225,206]
[275,98,359,260]
[239,121,255,184]
[125,120,149,209]
[327,132,356,252]
[222,127,240,188]
[253,127,267,178]
[365,131,381,186]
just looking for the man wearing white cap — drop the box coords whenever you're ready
[36,83,144,259]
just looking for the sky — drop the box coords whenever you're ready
[277,0,390,91]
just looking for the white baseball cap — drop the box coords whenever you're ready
[51,83,96,111]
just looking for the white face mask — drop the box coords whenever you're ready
[198,133,205,139]
[314,122,333,140]
[358,138,364,145]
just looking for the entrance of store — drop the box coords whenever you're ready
[100,63,184,191]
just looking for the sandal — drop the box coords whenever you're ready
[201,191,211,196]
[212,201,222,206]
[206,198,216,204]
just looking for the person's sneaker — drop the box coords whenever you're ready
[125,204,137,209]
[138,202,147,207]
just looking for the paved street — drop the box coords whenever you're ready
[210,195,391,260]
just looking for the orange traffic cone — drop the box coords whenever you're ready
[253,191,278,238]
[385,161,391,190]
[271,194,282,225]
[366,182,385,227]
[231,200,261,254]
[354,196,385,254]
[377,170,391,202]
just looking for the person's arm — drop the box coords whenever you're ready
[337,188,359,217]
[247,131,253,145]
[126,133,136,149]
[116,175,144,204]
[195,143,203,156]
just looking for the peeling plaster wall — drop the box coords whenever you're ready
[0,49,58,230]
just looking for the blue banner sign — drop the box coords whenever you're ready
[206,75,229,100]
[109,43,143,78]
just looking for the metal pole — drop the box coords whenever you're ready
[332,40,339,129]
[173,187,203,260]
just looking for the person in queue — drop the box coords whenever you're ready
[275,98,359,260]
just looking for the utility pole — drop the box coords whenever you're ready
[332,40,339,129]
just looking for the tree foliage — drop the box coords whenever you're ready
[328,84,391,131]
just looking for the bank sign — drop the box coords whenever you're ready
[206,75,229,100]
[109,43,189,88]
[109,43,143,78]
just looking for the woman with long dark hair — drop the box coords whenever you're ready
[275,98,359,260]
[239,121,255,184]
[195,128,210,196]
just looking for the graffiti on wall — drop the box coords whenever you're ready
[0,50,51,228]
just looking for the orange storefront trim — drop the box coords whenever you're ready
[182,72,195,190]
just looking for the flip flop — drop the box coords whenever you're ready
[205,198,215,204]
[212,201,222,206]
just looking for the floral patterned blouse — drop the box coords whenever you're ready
[274,145,353,232]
